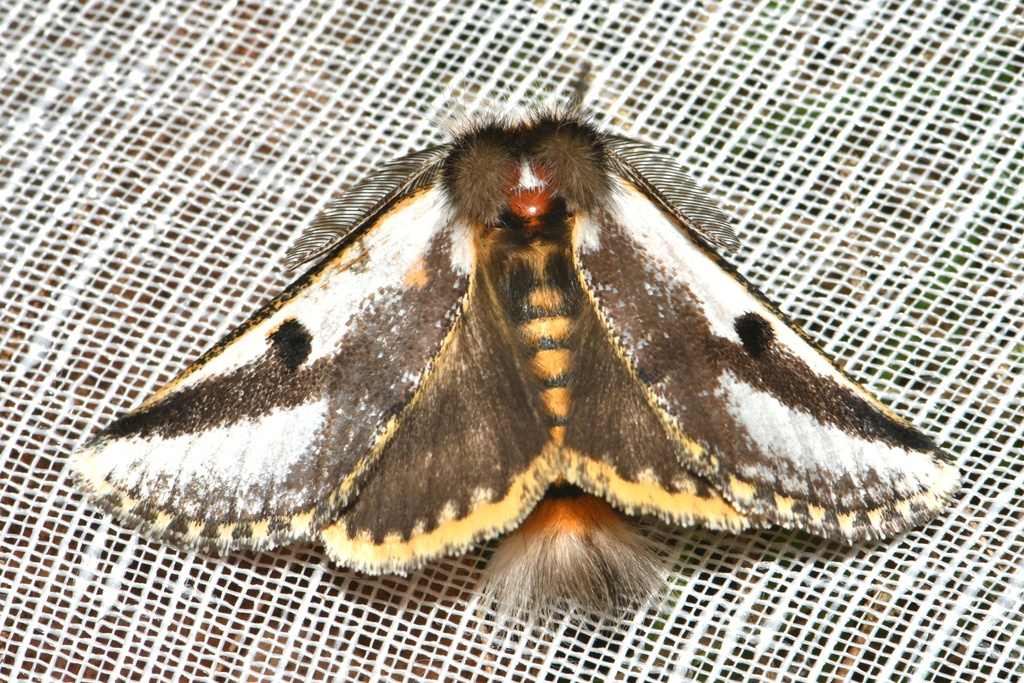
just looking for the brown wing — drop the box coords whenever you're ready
[571,186,959,541]
[320,274,555,574]
[72,189,469,551]
[560,298,756,534]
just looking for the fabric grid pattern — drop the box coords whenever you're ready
[1,0,1021,681]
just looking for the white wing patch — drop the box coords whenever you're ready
[573,212,602,253]
[717,373,939,507]
[608,186,863,395]
[73,400,330,521]
[72,185,468,545]
[583,180,958,541]
[153,188,450,400]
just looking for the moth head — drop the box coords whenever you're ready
[524,110,613,214]
[440,110,613,229]
[442,120,519,226]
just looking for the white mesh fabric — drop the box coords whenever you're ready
[2,0,1022,680]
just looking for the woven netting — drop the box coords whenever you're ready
[3,1,1022,680]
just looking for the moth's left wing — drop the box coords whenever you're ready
[319,274,557,574]
[575,183,959,543]
[72,185,469,551]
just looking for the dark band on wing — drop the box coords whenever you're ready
[586,215,934,450]
[90,231,467,527]
[580,215,943,514]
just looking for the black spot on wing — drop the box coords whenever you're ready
[101,235,462,445]
[584,213,935,453]
[89,232,468,528]
[578,213,943,515]
[269,319,313,372]
[734,312,774,360]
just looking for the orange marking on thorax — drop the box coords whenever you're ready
[509,188,552,231]
[508,161,552,231]
[519,494,622,537]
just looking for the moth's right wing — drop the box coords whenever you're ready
[573,156,959,543]
[72,185,470,552]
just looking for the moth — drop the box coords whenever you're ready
[73,102,959,617]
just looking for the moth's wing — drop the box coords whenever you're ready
[560,301,758,535]
[319,275,555,574]
[72,186,470,551]
[573,183,959,542]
